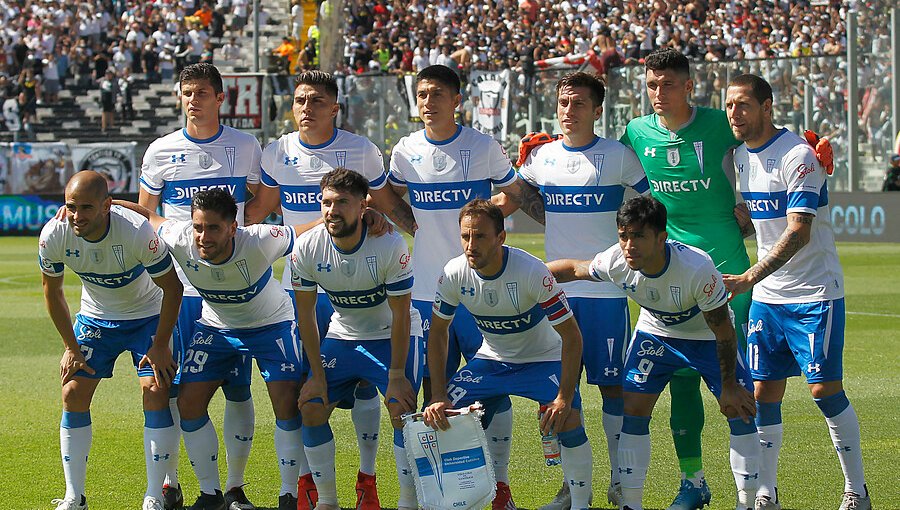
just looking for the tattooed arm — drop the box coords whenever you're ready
[703,303,755,421]
[723,212,813,295]
[493,179,545,224]
[368,186,418,235]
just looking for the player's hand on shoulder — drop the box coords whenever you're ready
[60,347,94,385]
[423,399,452,431]
[139,343,177,388]
[363,207,393,237]
[718,381,756,423]
[722,272,753,296]
[53,205,66,222]
[298,374,329,408]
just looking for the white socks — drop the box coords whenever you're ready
[181,415,221,495]
[144,409,178,500]
[351,385,381,476]
[223,393,255,491]
[60,411,92,501]
[485,403,513,484]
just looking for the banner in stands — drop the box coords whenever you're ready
[470,69,511,142]
[0,142,138,194]
[220,74,264,130]
[71,143,138,193]
[0,192,139,235]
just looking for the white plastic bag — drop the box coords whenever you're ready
[402,404,496,510]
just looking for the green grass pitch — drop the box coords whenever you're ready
[0,235,897,509]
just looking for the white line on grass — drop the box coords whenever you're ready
[848,311,900,318]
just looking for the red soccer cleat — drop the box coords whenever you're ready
[355,471,381,510]
[492,482,517,510]
[297,473,318,510]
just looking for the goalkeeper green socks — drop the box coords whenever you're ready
[669,370,705,481]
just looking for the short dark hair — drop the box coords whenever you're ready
[320,167,369,199]
[644,48,691,78]
[191,187,237,223]
[295,70,339,99]
[180,62,223,94]
[417,64,461,95]
[459,199,504,235]
[616,196,667,234]
[556,71,605,107]
[729,73,774,105]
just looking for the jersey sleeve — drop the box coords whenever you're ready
[135,219,174,278]
[619,123,635,150]
[516,150,540,187]
[782,145,824,216]
[432,265,460,320]
[246,138,263,185]
[383,235,414,296]
[139,143,165,195]
[387,143,407,187]
[691,256,728,312]
[157,219,191,256]
[587,245,618,283]
[255,224,295,263]
[38,220,65,277]
[488,139,516,186]
[531,262,573,325]
[259,140,280,188]
[289,248,317,292]
[364,140,389,190]
[622,146,650,195]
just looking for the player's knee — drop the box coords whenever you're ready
[598,384,623,399]
[809,380,843,400]
[754,379,786,402]
[61,381,92,411]
[140,380,170,410]
[300,402,328,427]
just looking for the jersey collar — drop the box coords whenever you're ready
[562,136,600,152]
[183,124,224,144]
[639,243,671,279]
[655,107,697,137]
[298,128,338,149]
[331,222,367,255]
[747,127,788,153]
[476,246,509,281]
[424,124,462,145]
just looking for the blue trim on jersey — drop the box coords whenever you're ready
[476,246,509,281]
[322,284,387,308]
[472,303,543,334]
[145,253,174,276]
[388,172,406,185]
[632,177,651,194]
[74,265,147,288]
[562,136,600,152]
[283,231,295,256]
[298,129,337,149]
[787,190,819,210]
[182,125,224,144]
[424,124,462,145]
[194,267,273,304]
[260,167,278,187]
[406,180,491,210]
[280,184,321,212]
[160,176,249,207]
[490,167,516,185]
[747,127,788,154]
[386,276,414,292]
[40,257,65,274]
[640,244,671,278]
[210,238,237,265]
[642,303,702,326]
[435,298,457,317]
[541,184,624,213]
[819,181,829,207]
[299,277,316,287]
[82,217,112,244]
[140,176,164,192]
[742,190,788,219]
[369,172,388,189]
[332,223,366,255]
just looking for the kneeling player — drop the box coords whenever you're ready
[548,196,761,510]
[292,168,423,510]
[423,200,593,510]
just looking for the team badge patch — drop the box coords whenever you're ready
[484,287,499,307]
[566,156,580,174]
[235,259,251,286]
[366,256,378,281]
[506,282,520,313]
[666,147,680,166]
[211,267,226,282]
[341,259,356,277]
[646,286,659,302]
[199,152,213,169]
[335,150,347,168]
[89,249,103,264]
[310,156,323,169]
[670,286,683,310]
[112,245,126,271]
[433,153,447,172]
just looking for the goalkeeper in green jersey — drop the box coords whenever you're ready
[620,48,754,510]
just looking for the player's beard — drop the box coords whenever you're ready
[326,215,359,238]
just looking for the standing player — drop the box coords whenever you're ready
[388,65,542,509]
[423,200,593,510]
[548,196,761,510]
[494,71,649,508]
[723,74,872,510]
[40,171,183,510]
[620,48,753,510]
[291,168,423,510]
[120,189,304,510]
[139,62,262,510]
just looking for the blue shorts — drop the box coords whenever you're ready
[445,358,583,413]
[746,298,845,383]
[413,299,483,380]
[181,320,303,383]
[72,314,158,379]
[314,336,425,404]
[623,330,753,396]
[287,290,335,373]
[570,297,630,386]
[174,296,252,386]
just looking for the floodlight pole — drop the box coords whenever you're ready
[846,12,858,192]
[253,0,260,72]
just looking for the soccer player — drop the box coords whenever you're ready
[245,70,418,510]
[139,62,262,510]
[723,74,872,510]
[40,171,183,510]
[291,168,423,510]
[620,48,754,510]
[548,195,761,510]
[120,189,303,510]
[494,71,649,509]
[388,65,542,509]
[423,199,593,510]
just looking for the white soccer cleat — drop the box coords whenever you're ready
[607,483,622,507]
[537,483,570,510]
[754,494,781,510]
[838,490,872,510]
[142,496,164,510]
[51,497,87,510]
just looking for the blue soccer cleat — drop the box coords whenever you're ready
[666,478,711,510]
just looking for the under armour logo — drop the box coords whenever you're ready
[743,473,760,480]
[153,453,170,461]
[281,363,295,372]
[410,155,423,164]
[63,455,70,462]
[65,249,80,257]
[622,283,636,292]
[171,154,186,163]
[491,436,511,442]
[234,435,252,442]
[618,467,633,474]
[543,158,556,166]
[317,263,332,272]
[312,471,323,478]
[807,363,821,373]
[604,367,619,377]
[761,441,774,448]
[644,147,656,157]
[673,428,688,436]
[281,459,297,466]
[836,445,852,452]
[569,480,586,487]
[230,368,239,377]
[461,287,475,296]
[401,468,411,475]
[284,156,299,165]
[185,260,200,271]
[361,433,379,441]
[210,454,217,461]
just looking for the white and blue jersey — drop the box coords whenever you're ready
[735,128,843,304]
[39,206,174,320]
[433,246,573,364]
[518,136,649,298]
[389,124,517,302]
[588,241,729,341]
[157,220,295,330]
[289,224,422,340]
[260,128,388,289]
[140,125,262,296]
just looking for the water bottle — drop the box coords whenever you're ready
[538,405,561,466]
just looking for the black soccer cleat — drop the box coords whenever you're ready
[278,493,299,510]
[163,484,184,510]
[188,490,226,510]
[224,486,256,510]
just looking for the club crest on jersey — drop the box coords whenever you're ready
[340,259,355,277]
[211,267,226,282]
[460,150,471,180]
[646,286,660,302]
[484,287,499,307]
[766,159,776,173]
[235,259,251,286]
[749,163,758,180]
[506,282,520,313]
[566,156,580,174]
[593,154,604,183]
[310,156,323,169]
[335,150,347,168]
[670,286,683,310]
[666,147,680,166]
[89,249,103,265]
[225,146,236,176]
[199,152,213,169]
[112,245,126,271]
[366,256,378,281]
[433,152,447,172]
[693,141,704,173]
